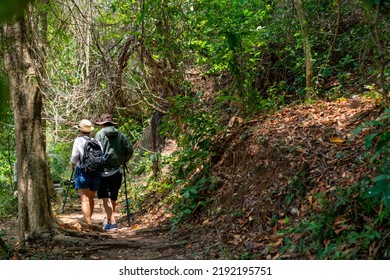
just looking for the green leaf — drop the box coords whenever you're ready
[150,153,158,163]
[364,132,378,149]
[364,120,383,127]
[384,186,390,208]
[189,188,197,194]
[134,165,146,175]
[0,0,31,23]
[372,174,390,183]
[183,191,190,199]
[350,124,366,140]
[365,181,387,198]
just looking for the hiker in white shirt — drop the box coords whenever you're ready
[70,119,101,224]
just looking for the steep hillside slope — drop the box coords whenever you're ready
[169,96,387,259]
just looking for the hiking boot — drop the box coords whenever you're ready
[103,223,118,231]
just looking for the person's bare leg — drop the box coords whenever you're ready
[102,198,116,225]
[111,199,116,213]
[79,189,92,224]
[88,191,95,218]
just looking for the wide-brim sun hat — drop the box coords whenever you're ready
[95,113,117,125]
[73,119,94,132]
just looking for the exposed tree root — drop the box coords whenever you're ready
[50,234,92,246]
[24,221,112,249]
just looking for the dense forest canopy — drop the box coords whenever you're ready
[0,0,389,259]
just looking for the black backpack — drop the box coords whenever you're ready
[80,136,104,174]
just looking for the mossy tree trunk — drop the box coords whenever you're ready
[2,13,54,248]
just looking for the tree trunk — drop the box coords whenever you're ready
[294,0,313,89]
[2,16,54,248]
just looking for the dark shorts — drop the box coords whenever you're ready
[97,171,123,201]
[74,167,100,191]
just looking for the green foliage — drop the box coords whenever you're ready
[160,94,221,228]
[47,141,72,183]
[0,186,17,218]
[125,150,154,207]
[284,170,309,206]
[279,183,389,259]
[0,0,31,23]
[351,108,390,208]
[0,73,10,120]
[0,104,17,218]
[189,0,273,112]
[118,118,144,146]
[361,0,390,16]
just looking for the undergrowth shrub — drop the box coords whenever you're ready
[278,108,390,259]
[0,186,17,218]
[279,183,389,259]
[161,94,222,229]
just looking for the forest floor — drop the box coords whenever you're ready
[1,94,386,260]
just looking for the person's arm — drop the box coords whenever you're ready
[94,131,101,142]
[94,131,104,151]
[95,131,105,152]
[70,137,81,170]
[122,133,133,164]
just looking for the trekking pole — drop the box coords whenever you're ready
[123,164,131,227]
[62,169,74,213]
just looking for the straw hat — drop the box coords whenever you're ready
[95,113,117,125]
[74,119,94,133]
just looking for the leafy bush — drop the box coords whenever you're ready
[0,186,17,218]
[279,183,389,259]
[47,141,72,183]
[352,108,390,208]
[161,94,222,228]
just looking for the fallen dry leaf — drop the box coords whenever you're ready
[331,136,345,143]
